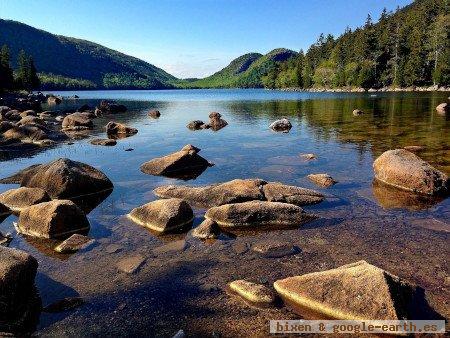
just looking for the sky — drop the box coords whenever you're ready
[0,0,412,79]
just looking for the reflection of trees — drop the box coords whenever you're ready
[222,93,449,173]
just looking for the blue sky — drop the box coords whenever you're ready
[0,0,412,78]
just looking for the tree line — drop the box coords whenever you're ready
[263,0,449,89]
[0,45,40,92]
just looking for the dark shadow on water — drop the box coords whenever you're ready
[72,189,113,214]
[158,164,211,181]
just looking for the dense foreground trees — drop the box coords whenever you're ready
[264,0,449,89]
[0,46,40,92]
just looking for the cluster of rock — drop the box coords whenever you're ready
[187,112,228,131]
[0,158,113,239]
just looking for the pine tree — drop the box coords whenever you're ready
[16,49,30,90]
[0,45,14,91]
[427,14,449,86]
[28,56,40,90]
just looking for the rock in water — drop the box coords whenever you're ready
[148,110,161,118]
[192,219,220,239]
[90,138,117,146]
[0,246,40,327]
[208,112,228,131]
[252,241,299,258]
[17,200,90,239]
[47,96,62,104]
[205,201,316,228]
[54,234,94,253]
[307,173,337,187]
[0,158,114,199]
[105,121,138,136]
[269,118,292,132]
[154,179,324,208]
[97,100,127,114]
[352,109,364,116]
[117,255,145,274]
[228,280,275,306]
[62,112,94,130]
[186,120,205,130]
[140,145,211,179]
[0,187,50,212]
[436,102,448,114]
[373,149,449,195]
[274,260,426,320]
[128,198,194,233]
[262,182,324,205]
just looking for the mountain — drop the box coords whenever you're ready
[184,49,297,88]
[0,19,177,89]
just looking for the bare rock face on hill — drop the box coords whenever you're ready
[205,201,316,228]
[0,158,113,199]
[140,144,212,180]
[154,179,324,208]
[274,260,435,320]
[373,149,449,196]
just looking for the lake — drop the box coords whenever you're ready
[1,89,449,336]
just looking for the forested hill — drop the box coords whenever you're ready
[0,19,177,89]
[185,0,449,89]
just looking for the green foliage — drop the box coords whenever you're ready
[15,50,40,91]
[38,73,96,90]
[0,44,14,91]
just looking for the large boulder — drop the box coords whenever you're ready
[62,112,94,130]
[0,187,50,212]
[191,219,220,239]
[205,201,316,228]
[274,261,424,320]
[0,158,113,199]
[0,121,14,133]
[105,121,138,136]
[186,120,206,130]
[16,116,46,127]
[0,246,40,331]
[128,198,194,233]
[148,110,161,118]
[17,200,90,239]
[154,179,324,208]
[2,125,48,142]
[269,118,292,132]
[373,149,449,195]
[141,144,212,179]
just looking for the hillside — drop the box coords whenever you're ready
[0,19,177,89]
[185,49,297,88]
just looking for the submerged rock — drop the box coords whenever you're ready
[54,234,94,253]
[192,219,220,239]
[117,255,145,274]
[140,145,212,179]
[205,201,316,228]
[43,297,84,313]
[148,110,161,118]
[47,96,62,104]
[252,241,299,258]
[17,200,90,239]
[97,100,127,114]
[269,118,292,132]
[307,173,337,187]
[300,153,316,160]
[0,187,50,212]
[154,179,324,208]
[436,102,448,114]
[105,121,138,136]
[128,198,194,233]
[228,280,275,306]
[274,260,428,320]
[62,112,94,130]
[0,246,40,329]
[373,149,449,196]
[0,158,114,199]
[152,240,189,255]
[90,138,117,146]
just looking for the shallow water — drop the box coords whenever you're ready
[1,89,449,336]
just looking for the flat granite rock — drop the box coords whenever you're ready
[54,234,94,253]
[252,241,299,258]
[128,198,194,233]
[274,260,423,320]
[307,173,337,188]
[117,255,145,274]
[205,201,316,228]
[154,179,324,208]
[0,187,50,212]
[228,280,275,306]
